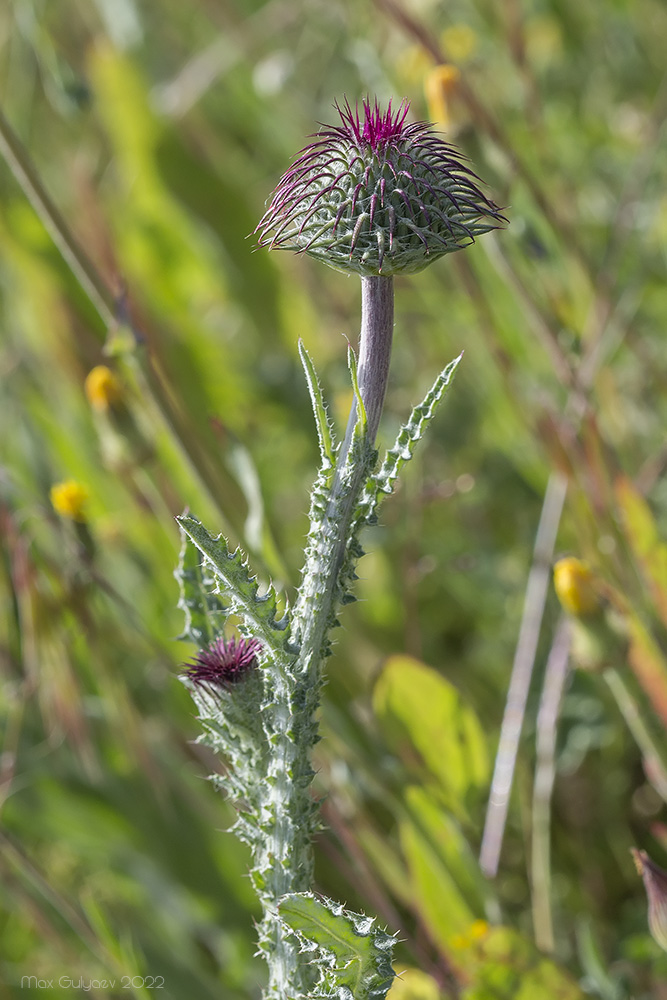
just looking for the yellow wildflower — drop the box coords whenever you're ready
[441,24,478,63]
[424,65,461,131]
[450,919,489,951]
[50,480,90,522]
[469,919,489,940]
[553,558,601,617]
[85,365,122,412]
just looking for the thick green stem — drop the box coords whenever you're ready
[340,276,394,460]
[256,275,395,999]
[295,275,394,675]
[357,275,395,445]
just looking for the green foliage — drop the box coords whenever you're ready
[458,925,585,1000]
[373,655,488,812]
[278,892,396,1000]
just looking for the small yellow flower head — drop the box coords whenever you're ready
[553,558,600,617]
[441,24,478,63]
[450,919,489,950]
[424,65,461,130]
[632,848,667,952]
[85,365,122,412]
[468,919,489,941]
[50,480,90,522]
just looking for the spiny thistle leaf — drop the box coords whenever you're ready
[363,353,463,519]
[299,339,337,468]
[325,356,461,615]
[176,512,292,659]
[175,528,227,646]
[278,892,396,1000]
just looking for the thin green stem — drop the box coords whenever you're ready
[603,667,667,803]
[0,108,116,332]
[531,617,571,953]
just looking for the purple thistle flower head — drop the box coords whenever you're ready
[256,97,505,277]
[184,636,261,688]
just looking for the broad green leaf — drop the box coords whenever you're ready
[387,967,442,1000]
[356,827,413,908]
[399,786,482,949]
[373,656,488,810]
[278,892,396,1000]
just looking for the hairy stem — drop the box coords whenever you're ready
[341,275,395,458]
[296,275,394,674]
[357,275,395,444]
[257,275,395,998]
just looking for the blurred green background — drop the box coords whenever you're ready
[2,0,667,997]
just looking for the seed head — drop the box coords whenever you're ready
[184,636,261,687]
[256,97,504,276]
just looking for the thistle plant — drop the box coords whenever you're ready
[176,97,503,999]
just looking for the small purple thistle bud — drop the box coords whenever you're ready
[184,636,261,687]
[256,96,505,276]
[632,848,667,952]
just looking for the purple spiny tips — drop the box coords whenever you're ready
[336,97,411,152]
[256,95,505,277]
[184,636,261,687]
